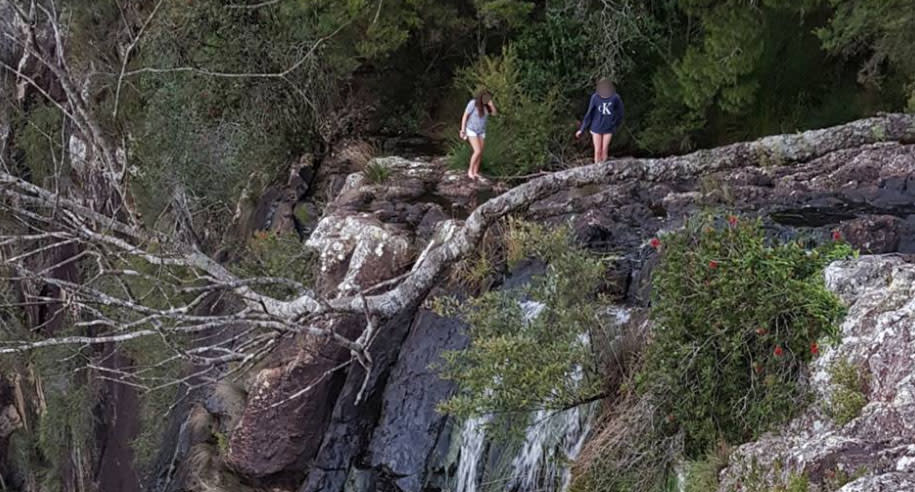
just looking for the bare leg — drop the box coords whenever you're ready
[469,136,484,178]
[600,133,613,161]
[591,132,601,163]
[474,138,485,177]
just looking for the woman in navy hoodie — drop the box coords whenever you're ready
[575,79,624,163]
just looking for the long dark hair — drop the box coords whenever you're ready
[474,90,492,117]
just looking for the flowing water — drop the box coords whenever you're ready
[453,402,597,492]
[452,301,603,492]
[454,415,492,492]
[508,403,598,491]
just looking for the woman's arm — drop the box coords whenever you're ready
[460,110,470,139]
[487,100,497,115]
[577,94,596,136]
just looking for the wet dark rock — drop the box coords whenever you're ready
[226,316,363,478]
[366,310,469,492]
[416,205,449,240]
[298,305,422,492]
[835,215,903,254]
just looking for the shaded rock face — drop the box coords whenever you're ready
[222,156,488,484]
[363,310,469,492]
[225,316,362,478]
[719,255,915,491]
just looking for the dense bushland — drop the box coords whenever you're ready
[9,0,915,219]
[569,216,853,491]
[441,215,853,490]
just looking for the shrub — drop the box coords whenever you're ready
[826,357,869,426]
[776,472,810,492]
[436,224,606,422]
[640,214,852,457]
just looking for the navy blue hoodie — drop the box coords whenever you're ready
[579,92,624,134]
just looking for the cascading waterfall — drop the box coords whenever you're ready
[508,330,598,491]
[452,302,611,492]
[508,403,598,491]
[454,415,491,492]
[452,391,597,492]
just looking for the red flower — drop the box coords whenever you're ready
[810,342,819,355]
[832,230,842,241]
[649,237,661,249]
[709,260,719,269]
[728,215,739,227]
[774,345,784,357]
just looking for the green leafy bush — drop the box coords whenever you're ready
[514,8,595,101]
[436,224,606,421]
[640,215,853,456]
[448,121,518,176]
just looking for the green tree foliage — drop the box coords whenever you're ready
[474,0,534,30]
[640,215,853,456]
[15,0,915,211]
[9,103,63,187]
[436,223,606,421]
[817,0,915,110]
[636,0,875,151]
[57,0,473,226]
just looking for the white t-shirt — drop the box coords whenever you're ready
[465,99,489,134]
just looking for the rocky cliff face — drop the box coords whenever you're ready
[0,115,901,492]
[137,118,915,492]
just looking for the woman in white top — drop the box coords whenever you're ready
[459,90,496,180]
